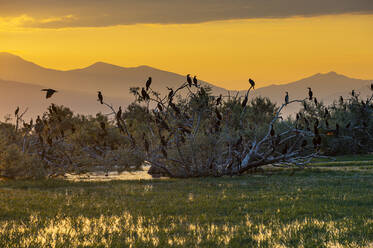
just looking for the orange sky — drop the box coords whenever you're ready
[1,14,373,90]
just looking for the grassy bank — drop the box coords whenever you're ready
[1,163,373,247]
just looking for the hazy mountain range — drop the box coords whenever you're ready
[0,52,371,120]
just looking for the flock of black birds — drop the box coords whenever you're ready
[24,77,372,157]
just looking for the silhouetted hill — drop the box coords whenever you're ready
[0,53,227,99]
[0,53,371,118]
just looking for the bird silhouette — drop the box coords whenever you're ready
[314,97,318,106]
[146,77,152,91]
[97,91,103,104]
[307,87,313,100]
[339,96,344,104]
[187,74,193,87]
[157,103,163,112]
[351,89,355,97]
[216,94,222,105]
[324,108,329,118]
[141,87,150,100]
[116,106,122,120]
[42,89,57,99]
[15,107,19,116]
[167,87,174,101]
[285,92,289,105]
[371,83,373,91]
[241,94,248,108]
[249,78,255,89]
[193,76,198,86]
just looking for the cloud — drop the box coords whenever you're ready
[0,0,373,28]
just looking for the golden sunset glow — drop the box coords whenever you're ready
[1,14,373,89]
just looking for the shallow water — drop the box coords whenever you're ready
[65,166,167,181]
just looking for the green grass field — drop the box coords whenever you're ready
[1,158,373,247]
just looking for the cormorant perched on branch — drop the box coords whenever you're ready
[97,91,103,104]
[324,108,329,118]
[42,88,57,99]
[371,83,373,91]
[167,87,174,100]
[339,96,344,104]
[15,107,19,116]
[216,94,222,105]
[351,89,355,97]
[241,94,248,108]
[116,106,122,120]
[307,87,313,100]
[314,97,318,106]
[157,103,163,112]
[193,76,198,86]
[285,92,289,105]
[146,77,152,91]
[249,78,255,89]
[141,87,150,100]
[187,74,193,87]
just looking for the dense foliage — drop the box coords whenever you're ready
[0,77,372,179]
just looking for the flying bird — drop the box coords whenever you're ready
[146,77,152,91]
[249,78,255,89]
[307,87,313,100]
[285,92,289,105]
[41,89,57,99]
[187,74,193,87]
[97,91,103,104]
